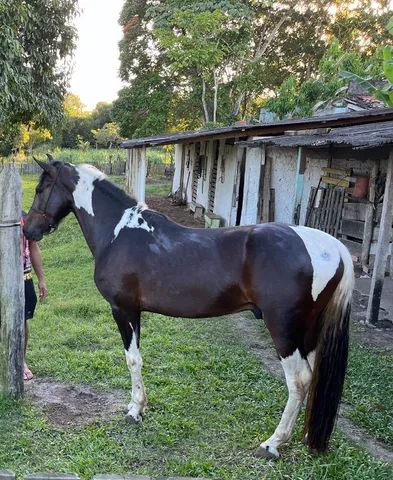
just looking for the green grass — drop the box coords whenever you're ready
[0,175,391,479]
[146,180,172,197]
[345,343,393,446]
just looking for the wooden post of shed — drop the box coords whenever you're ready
[361,161,378,273]
[125,147,147,202]
[0,164,24,399]
[293,147,306,225]
[261,151,271,223]
[366,150,393,325]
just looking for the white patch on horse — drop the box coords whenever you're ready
[73,164,106,216]
[258,349,312,458]
[290,226,340,301]
[125,324,146,421]
[113,207,154,241]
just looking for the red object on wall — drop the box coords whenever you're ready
[353,176,369,199]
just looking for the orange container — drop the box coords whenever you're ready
[353,176,369,199]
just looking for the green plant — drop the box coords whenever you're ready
[340,16,393,107]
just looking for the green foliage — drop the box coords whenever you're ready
[117,0,393,134]
[52,95,116,149]
[91,103,114,130]
[113,73,173,138]
[91,123,122,148]
[266,39,380,119]
[0,1,78,138]
[340,16,393,107]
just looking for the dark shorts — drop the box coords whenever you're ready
[25,279,37,320]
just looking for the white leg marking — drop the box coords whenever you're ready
[259,349,312,458]
[290,226,341,301]
[73,164,106,216]
[125,326,147,422]
[113,207,154,241]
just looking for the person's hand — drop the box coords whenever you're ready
[38,281,47,301]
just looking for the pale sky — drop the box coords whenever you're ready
[69,0,125,111]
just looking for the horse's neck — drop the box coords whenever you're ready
[70,178,137,258]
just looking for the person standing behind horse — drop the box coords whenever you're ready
[21,213,47,380]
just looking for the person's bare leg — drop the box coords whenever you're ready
[23,320,33,380]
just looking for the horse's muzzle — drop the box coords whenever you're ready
[23,225,44,242]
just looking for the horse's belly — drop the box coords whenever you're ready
[140,277,248,319]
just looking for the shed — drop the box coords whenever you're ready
[122,108,393,325]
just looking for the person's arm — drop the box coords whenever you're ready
[29,241,47,300]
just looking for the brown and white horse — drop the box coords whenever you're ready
[23,157,354,459]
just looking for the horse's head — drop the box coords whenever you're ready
[23,155,75,241]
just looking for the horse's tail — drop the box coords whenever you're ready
[304,241,354,453]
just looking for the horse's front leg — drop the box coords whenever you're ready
[111,306,147,422]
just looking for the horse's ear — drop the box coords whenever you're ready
[33,157,57,176]
[46,153,55,163]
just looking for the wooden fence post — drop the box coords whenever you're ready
[366,149,393,326]
[0,164,24,399]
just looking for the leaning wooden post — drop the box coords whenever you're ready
[366,149,393,326]
[361,161,378,273]
[0,164,24,399]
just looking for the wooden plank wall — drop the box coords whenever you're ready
[305,186,345,237]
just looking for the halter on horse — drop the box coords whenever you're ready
[24,157,354,459]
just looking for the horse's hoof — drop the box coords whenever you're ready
[125,412,143,424]
[254,445,279,460]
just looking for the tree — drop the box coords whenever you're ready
[154,8,252,123]
[91,102,114,130]
[64,93,89,118]
[18,124,52,155]
[113,72,173,138]
[341,16,393,107]
[52,94,94,148]
[117,0,393,133]
[265,39,382,119]
[91,123,122,148]
[0,0,78,154]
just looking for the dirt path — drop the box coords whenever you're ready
[231,312,393,466]
[147,195,204,228]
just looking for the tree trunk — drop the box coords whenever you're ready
[232,16,288,118]
[213,71,219,124]
[202,79,210,123]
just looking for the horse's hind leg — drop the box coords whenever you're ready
[255,348,312,459]
[112,306,147,422]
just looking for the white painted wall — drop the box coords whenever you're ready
[214,143,239,226]
[240,146,263,225]
[269,147,297,224]
[172,144,183,194]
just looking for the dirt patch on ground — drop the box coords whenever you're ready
[146,195,204,228]
[25,378,127,428]
[351,289,393,352]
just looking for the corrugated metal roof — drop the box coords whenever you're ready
[238,121,393,150]
[122,108,393,148]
